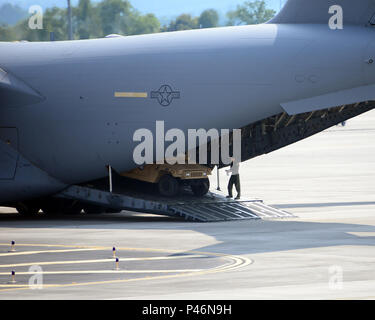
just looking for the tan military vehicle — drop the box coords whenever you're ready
[121,163,212,197]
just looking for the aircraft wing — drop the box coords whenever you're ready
[0,67,44,108]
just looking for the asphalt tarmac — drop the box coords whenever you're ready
[0,110,374,300]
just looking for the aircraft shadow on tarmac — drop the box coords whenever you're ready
[1,202,375,256]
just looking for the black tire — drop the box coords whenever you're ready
[41,199,61,215]
[190,178,210,197]
[158,174,179,197]
[16,202,40,216]
[41,205,59,215]
[63,201,83,215]
[105,208,123,213]
[42,199,82,215]
[83,204,107,215]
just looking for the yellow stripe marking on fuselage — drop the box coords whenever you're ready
[114,92,148,98]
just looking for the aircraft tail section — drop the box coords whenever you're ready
[0,67,44,108]
[269,0,375,26]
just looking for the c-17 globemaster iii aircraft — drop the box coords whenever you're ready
[0,0,375,216]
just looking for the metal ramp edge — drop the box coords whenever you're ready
[168,200,296,222]
[56,185,296,222]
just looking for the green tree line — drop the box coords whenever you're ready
[0,0,276,41]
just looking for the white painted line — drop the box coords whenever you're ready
[347,232,375,237]
[0,248,99,257]
[0,255,207,268]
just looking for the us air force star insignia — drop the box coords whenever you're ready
[151,85,180,106]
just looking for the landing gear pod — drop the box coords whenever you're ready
[16,202,40,216]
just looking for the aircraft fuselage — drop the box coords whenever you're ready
[0,23,374,203]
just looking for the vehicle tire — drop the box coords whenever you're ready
[42,199,82,215]
[16,202,40,216]
[83,204,107,215]
[105,208,123,213]
[158,174,179,197]
[41,205,59,215]
[62,201,83,215]
[190,178,210,197]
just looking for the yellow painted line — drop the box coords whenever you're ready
[0,258,252,292]
[0,243,226,256]
[0,256,253,292]
[114,92,148,98]
[0,248,100,257]
[0,243,251,271]
[0,255,207,268]
[0,269,203,275]
[0,243,231,259]
[0,243,253,292]
[0,284,30,288]
[0,243,107,249]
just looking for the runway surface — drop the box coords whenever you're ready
[0,110,374,299]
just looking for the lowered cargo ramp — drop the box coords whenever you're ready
[169,199,295,222]
[56,185,296,222]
